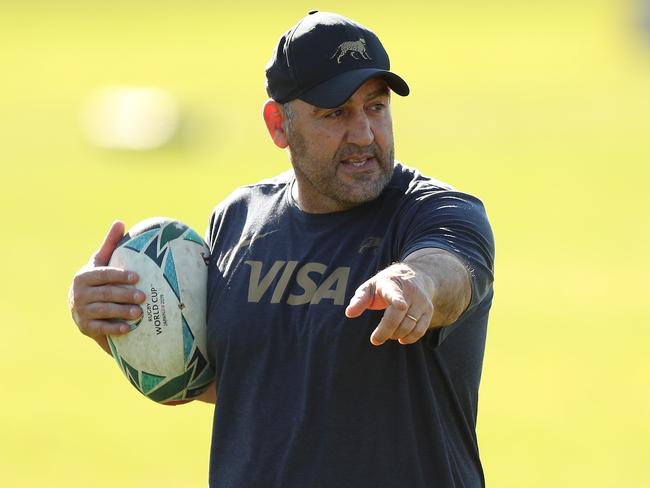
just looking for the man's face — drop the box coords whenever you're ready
[284,78,395,213]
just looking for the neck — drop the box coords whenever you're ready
[290,178,357,214]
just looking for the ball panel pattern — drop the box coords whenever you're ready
[108,218,214,404]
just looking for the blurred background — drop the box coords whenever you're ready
[1,0,649,486]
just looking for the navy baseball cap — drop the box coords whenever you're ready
[265,11,410,108]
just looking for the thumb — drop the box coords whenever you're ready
[91,220,125,267]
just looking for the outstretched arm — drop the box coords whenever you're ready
[345,248,471,346]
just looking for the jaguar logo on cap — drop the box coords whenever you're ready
[330,38,372,64]
[265,11,409,107]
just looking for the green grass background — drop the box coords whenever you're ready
[1,1,649,486]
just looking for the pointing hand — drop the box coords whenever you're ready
[345,263,434,346]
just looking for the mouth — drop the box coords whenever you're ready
[340,154,376,171]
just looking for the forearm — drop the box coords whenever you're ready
[195,381,217,404]
[96,336,112,355]
[403,248,471,328]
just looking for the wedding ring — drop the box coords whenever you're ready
[405,313,418,322]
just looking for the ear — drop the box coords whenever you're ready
[263,99,289,149]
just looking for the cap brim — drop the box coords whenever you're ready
[298,68,410,108]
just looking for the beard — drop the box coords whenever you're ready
[286,127,395,212]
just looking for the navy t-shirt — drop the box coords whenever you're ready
[205,163,495,488]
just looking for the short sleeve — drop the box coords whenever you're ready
[396,188,495,343]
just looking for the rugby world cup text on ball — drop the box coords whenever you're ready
[146,286,168,335]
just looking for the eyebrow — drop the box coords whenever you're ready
[312,86,391,115]
[364,86,390,101]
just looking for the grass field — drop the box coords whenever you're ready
[1,1,649,486]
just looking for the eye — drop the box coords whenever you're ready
[370,102,386,112]
[325,109,344,119]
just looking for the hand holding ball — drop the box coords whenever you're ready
[107,218,214,405]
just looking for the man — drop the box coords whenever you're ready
[69,11,495,488]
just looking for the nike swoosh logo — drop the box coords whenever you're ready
[218,229,281,273]
[358,236,384,253]
[236,229,280,252]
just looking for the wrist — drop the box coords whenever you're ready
[402,249,471,327]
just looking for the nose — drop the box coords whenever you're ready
[346,112,374,147]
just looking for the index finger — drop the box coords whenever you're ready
[77,267,139,287]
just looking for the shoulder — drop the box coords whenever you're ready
[387,162,487,211]
[386,162,494,255]
[209,170,293,216]
[206,170,293,246]
[387,162,456,194]
[222,169,293,206]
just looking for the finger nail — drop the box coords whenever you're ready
[128,272,137,282]
[130,306,140,317]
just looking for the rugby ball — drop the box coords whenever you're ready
[107,217,214,405]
